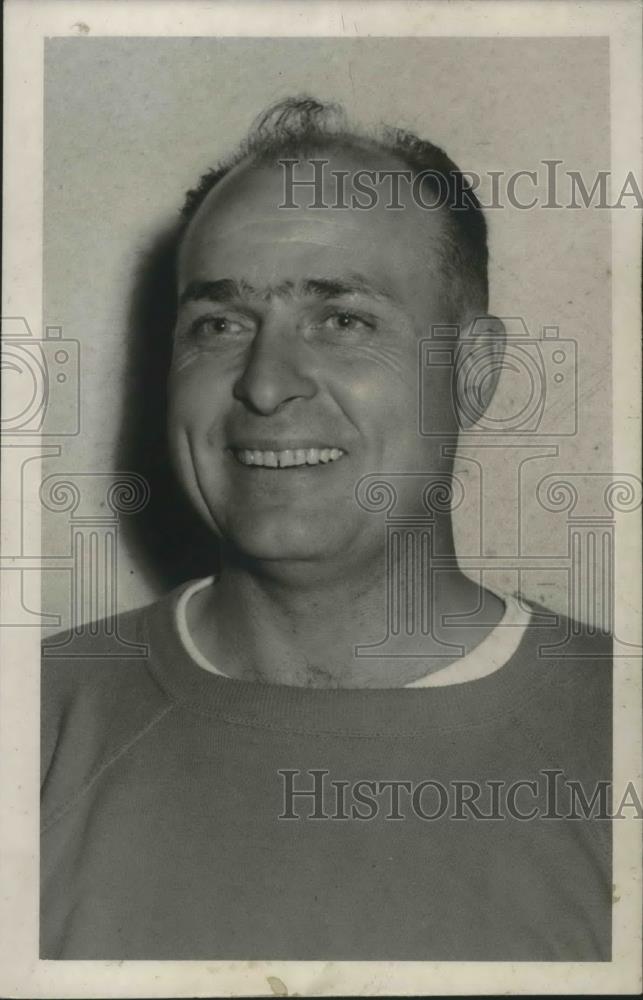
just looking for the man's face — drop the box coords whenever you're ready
[169,149,459,567]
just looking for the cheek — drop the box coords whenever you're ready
[332,347,418,425]
[167,357,230,435]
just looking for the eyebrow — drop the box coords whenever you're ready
[303,276,398,303]
[179,278,253,306]
[178,274,399,307]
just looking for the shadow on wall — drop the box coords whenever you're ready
[117,223,220,591]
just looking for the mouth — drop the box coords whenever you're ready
[229,447,346,469]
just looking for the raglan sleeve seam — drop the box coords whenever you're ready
[40,700,176,834]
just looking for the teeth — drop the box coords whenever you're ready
[278,450,295,468]
[234,448,345,467]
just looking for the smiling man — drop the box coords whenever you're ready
[41,98,612,960]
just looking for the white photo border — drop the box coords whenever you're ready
[1,1,641,996]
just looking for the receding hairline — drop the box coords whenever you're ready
[181,138,423,230]
[178,97,490,320]
[177,149,457,321]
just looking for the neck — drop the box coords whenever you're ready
[188,535,506,688]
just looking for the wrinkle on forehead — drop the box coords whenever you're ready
[190,227,371,254]
[185,212,417,248]
[180,215,443,281]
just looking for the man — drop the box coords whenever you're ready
[41,97,611,960]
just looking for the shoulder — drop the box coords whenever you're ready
[41,600,175,821]
[523,602,612,694]
[517,600,612,775]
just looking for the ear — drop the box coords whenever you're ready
[454,315,506,430]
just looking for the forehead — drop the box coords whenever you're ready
[178,148,450,302]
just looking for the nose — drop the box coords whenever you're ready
[233,321,317,415]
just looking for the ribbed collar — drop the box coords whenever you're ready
[143,581,564,738]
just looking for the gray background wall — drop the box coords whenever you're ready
[41,36,611,629]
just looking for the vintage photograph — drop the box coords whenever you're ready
[1,1,641,997]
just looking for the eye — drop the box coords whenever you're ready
[188,314,250,338]
[323,311,375,334]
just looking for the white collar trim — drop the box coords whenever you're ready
[175,576,531,688]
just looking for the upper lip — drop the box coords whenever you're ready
[227,441,346,452]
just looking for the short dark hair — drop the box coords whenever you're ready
[180,96,489,320]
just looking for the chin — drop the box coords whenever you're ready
[225,513,349,565]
